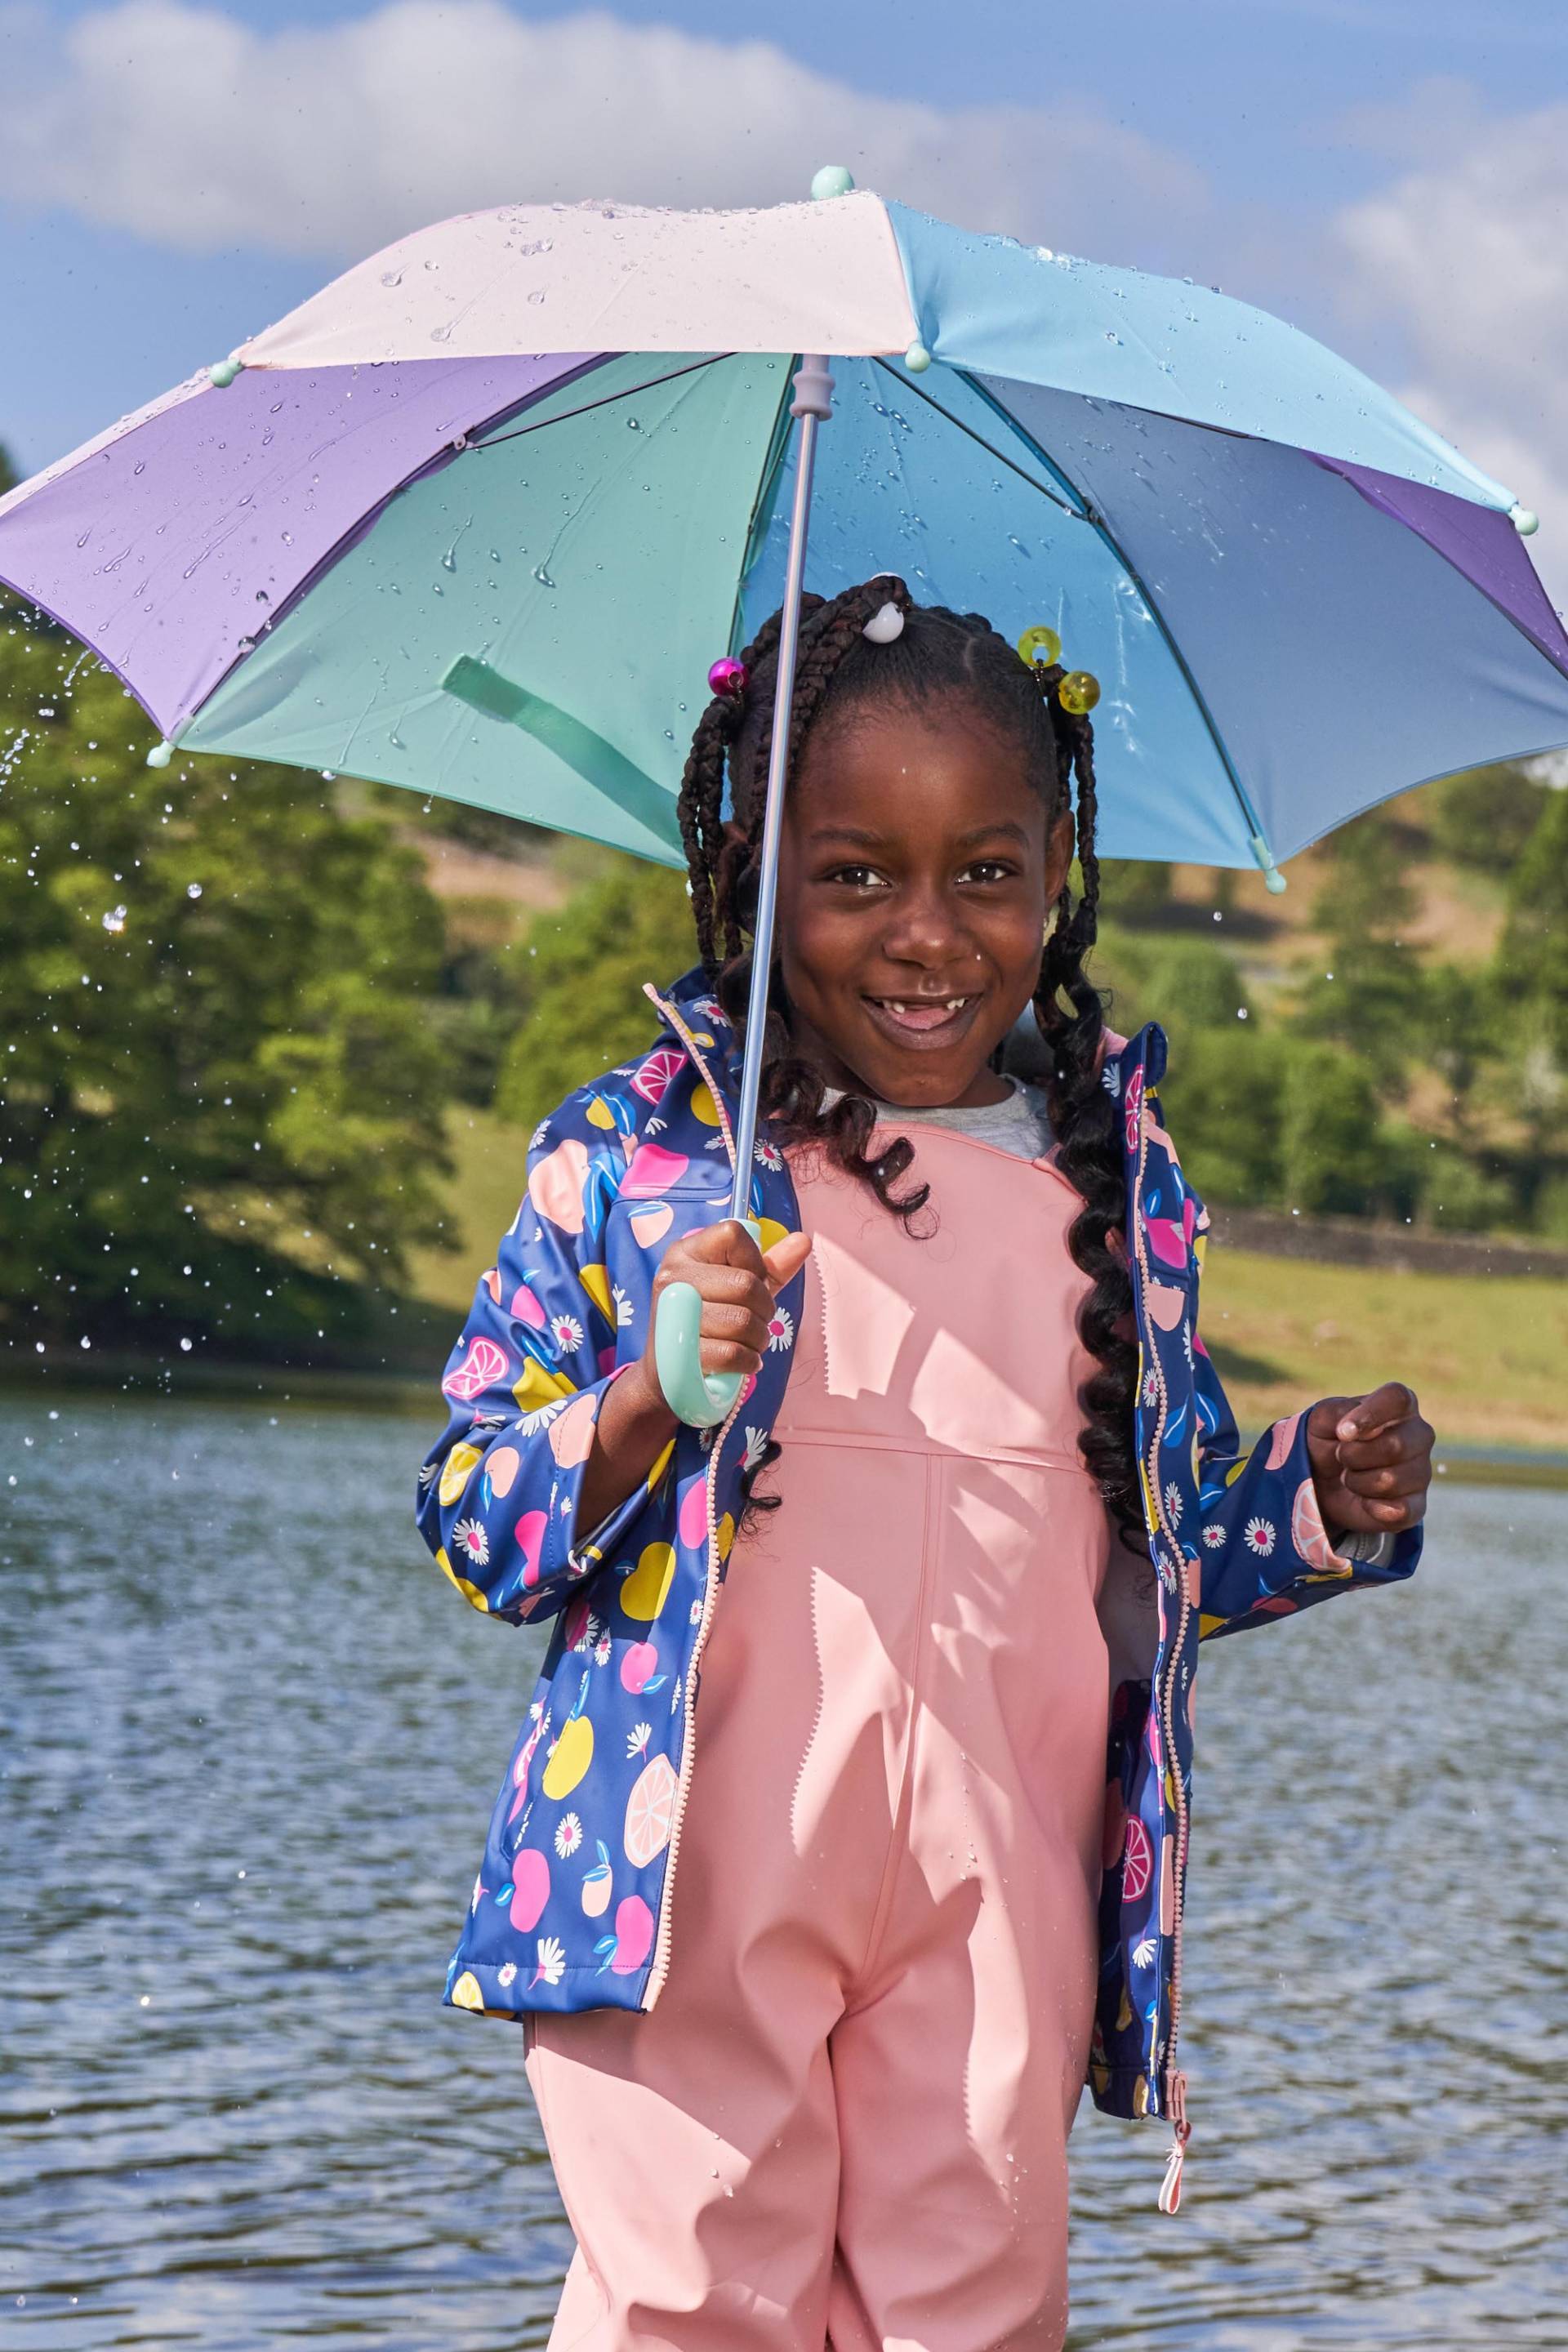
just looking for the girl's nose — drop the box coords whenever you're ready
[884,888,972,969]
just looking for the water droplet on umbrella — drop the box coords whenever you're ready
[381,270,404,287]
[626,416,640,430]
[255,589,270,604]
[430,323,452,344]
[423,258,439,271]
[281,531,293,546]
[528,289,547,305]
[532,564,555,586]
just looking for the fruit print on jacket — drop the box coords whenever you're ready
[415,967,1420,2128]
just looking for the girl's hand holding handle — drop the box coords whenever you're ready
[1305,1381,1435,1536]
[577,1221,812,1531]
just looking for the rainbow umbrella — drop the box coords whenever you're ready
[4,174,1564,1416]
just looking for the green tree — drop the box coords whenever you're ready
[494,857,695,1135]
[1292,807,1424,1093]
[1279,1043,1388,1216]
[0,609,461,1355]
[1497,782,1568,1064]
[1428,760,1549,871]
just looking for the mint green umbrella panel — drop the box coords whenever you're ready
[180,352,791,864]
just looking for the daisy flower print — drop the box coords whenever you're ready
[555,1812,583,1858]
[531,1936,567,1990]
[550,1313,585,1355]
[452,1517,490,1570]
[1244,1516,1276,1557]
[766,1304,795,1353]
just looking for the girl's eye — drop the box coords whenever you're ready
[823,863,890,889]
[960,859,1019,884]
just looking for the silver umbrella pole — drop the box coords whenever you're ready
[727,354,834,1224]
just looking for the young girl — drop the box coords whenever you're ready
[416,577,1433,2350]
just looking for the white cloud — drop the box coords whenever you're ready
[4,5,1566,603]
[0,0,1211,265]
[1332,84,1568,601]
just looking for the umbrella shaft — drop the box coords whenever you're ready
[728,362,831,1223]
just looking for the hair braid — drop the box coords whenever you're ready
[674,580,1140,1536]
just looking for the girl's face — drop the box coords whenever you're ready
[774,700,1073,1108]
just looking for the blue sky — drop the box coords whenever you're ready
[4,0,1568,588]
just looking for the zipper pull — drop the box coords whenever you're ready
[1156,2070,1190,2216]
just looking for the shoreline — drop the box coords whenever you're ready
[7,1356,1567,1490]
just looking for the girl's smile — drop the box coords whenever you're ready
[773,702,1074,1110]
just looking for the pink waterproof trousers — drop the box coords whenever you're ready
[526,1124,1113,2350]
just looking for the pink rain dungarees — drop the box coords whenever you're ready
[525,1121,1114,2350]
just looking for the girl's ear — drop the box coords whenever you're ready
[1044,808,1076,902]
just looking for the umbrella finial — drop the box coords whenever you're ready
[208,358,244,389]
[1511,504,1540,536]
[810,164,855,200]
[903,342,933,373]
[1250,833,1288,894]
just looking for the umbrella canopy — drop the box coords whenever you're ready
[3,185,1566,882]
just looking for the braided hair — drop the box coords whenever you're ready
[675,574,1140,1535]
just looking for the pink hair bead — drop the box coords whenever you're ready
[707,656,747,700]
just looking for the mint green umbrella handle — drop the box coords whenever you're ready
[653,1216,760,1428]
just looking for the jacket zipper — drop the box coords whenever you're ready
[1128,1058,1193,2210]
[638,986,748,2009]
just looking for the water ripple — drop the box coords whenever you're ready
[2,1399,1564,2346]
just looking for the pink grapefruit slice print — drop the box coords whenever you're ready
[623,1753,678,1867]
[1121,1815,1153,1903]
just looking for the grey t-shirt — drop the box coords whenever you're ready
[822,1073,1054,1160]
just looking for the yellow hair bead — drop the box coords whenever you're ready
[1058,669,1101,715]
[1016,623,1062,669]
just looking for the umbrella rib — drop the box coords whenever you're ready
[474,354,733,449]
[868,359,1080,517]
[954,368,1281,876]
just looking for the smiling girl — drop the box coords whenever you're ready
[418,575,1433,2351]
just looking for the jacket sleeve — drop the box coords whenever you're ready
[1189,1311,1421,1641]
[414,1102,675,1628]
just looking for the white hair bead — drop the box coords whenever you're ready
[862,601,905,644]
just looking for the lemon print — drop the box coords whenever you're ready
[579,1263,613,1323]
[452,1972,485,2011]
[435,1546,489,1614]
[756,1218,789,1256]
[514,1359,577,1415]
[689,1082,720,1127]
[439,1441,484,1508]
[543,1668,595,1798]
[715,1512,735,1562]
[586,1095,617,1129]
[543,1715,593,1799]
[622,1542,676,1622]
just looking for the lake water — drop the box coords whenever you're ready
[2,1396,1565,2349]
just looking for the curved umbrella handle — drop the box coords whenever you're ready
[653,1216,760,1428]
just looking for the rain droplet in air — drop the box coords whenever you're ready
[186,883,203,899]
[102,906,127,933]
